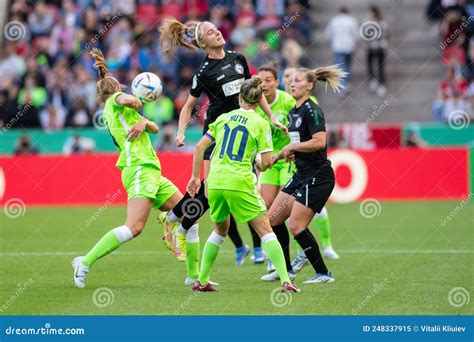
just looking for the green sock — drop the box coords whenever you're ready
[315,214,331,248]
[186,242,200,280]
[264,238,291,284]
[198,232,224,284]
[82,226,133,267]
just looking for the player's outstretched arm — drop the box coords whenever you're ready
[258,95,288,135]
[187,135,213,196]
[176,95,199,147]
[116,93,143,110]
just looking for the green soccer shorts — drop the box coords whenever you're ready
[259,159,296,187]
[121,165,178,209]
[207,188,267,223]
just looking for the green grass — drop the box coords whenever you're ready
[0,201,472,315]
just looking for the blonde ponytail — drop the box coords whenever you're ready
[90,48,121,103]
[160,18,202,51]
[312,64,347,93]
[240,76,263,105]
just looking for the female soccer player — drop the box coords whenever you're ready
[72,49,187,288]
[264,65,346,284]
[158,19,287,267]
[187,77,299,293]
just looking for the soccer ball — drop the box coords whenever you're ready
[131,72,163,102]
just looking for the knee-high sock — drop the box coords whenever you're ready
[272,223,292,272]
[294,229,329,275]
[182,193,210,229]
[249,223,261,248]
[82,225,134,267]
[185,224,200,279]
[262,233,291,284]
[314,207,331,248]
[227,215,243,249]
[198,231,225,284]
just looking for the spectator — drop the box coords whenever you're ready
[14,134,39,155]
[154,124,181,152]
[325,6,359,94]
[433,65,469,122]
[404,130,428,148]
[364,5,388,97]
[63,134,96,154]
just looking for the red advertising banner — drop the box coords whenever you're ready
[0,149,470,206]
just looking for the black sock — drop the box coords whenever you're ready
[272,223,292,272]
[294,229,329,275]
[172,180,206,218]
[249,223,261,248]
[227,215,243,248]
[181,193,209,229]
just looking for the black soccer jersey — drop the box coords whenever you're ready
[287,99,332,176]
[190,50,251,133]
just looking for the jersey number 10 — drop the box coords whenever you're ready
[218,124,249,162]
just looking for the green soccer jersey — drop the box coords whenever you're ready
[103,92,161,170]
[206,108,273,191]
[256,90,295,154]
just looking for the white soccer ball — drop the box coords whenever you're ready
[131,72,163,102]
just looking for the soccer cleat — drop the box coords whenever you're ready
[158,211,173,250]
[172,228,186,262]
[261,270,296,282]
[184,277,219,286]
[235,244,250,266]
[252,247,265,264]
[192,281,219,292]
[323,246,340,259]
[72,256,89,289]
[267,260,275,273]
[282,281,301,293]
[291,251,309,273]
[302,272,335,284]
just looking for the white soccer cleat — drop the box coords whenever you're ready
[184,277,219,286]
[72,256,89,288]
[266,260,275,273]
[302,272,335,284]
[323,246,340,259]
[260,270,296,282]
[291,251,309,273]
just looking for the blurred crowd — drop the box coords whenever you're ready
[0,0,311,133]
[428,0,474,123]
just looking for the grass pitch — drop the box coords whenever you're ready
[0,201,472,315]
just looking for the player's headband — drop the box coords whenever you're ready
[195,22,202,48]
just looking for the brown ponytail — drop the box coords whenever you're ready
[160,18,203,51]
[301,64,347,94]
[90,48,121,103]
[240,76,263,105]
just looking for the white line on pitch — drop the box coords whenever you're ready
[0,249,472,257]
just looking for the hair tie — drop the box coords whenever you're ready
[195,22,202,48]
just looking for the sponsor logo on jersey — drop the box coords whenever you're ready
[222,78,245,97]
[217,74,225,81]
[295,117,302,128]
[221,64,231,70]
[234,63,244,74]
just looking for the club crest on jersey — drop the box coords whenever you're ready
[295,117,303,128]
[234,63,244,74]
